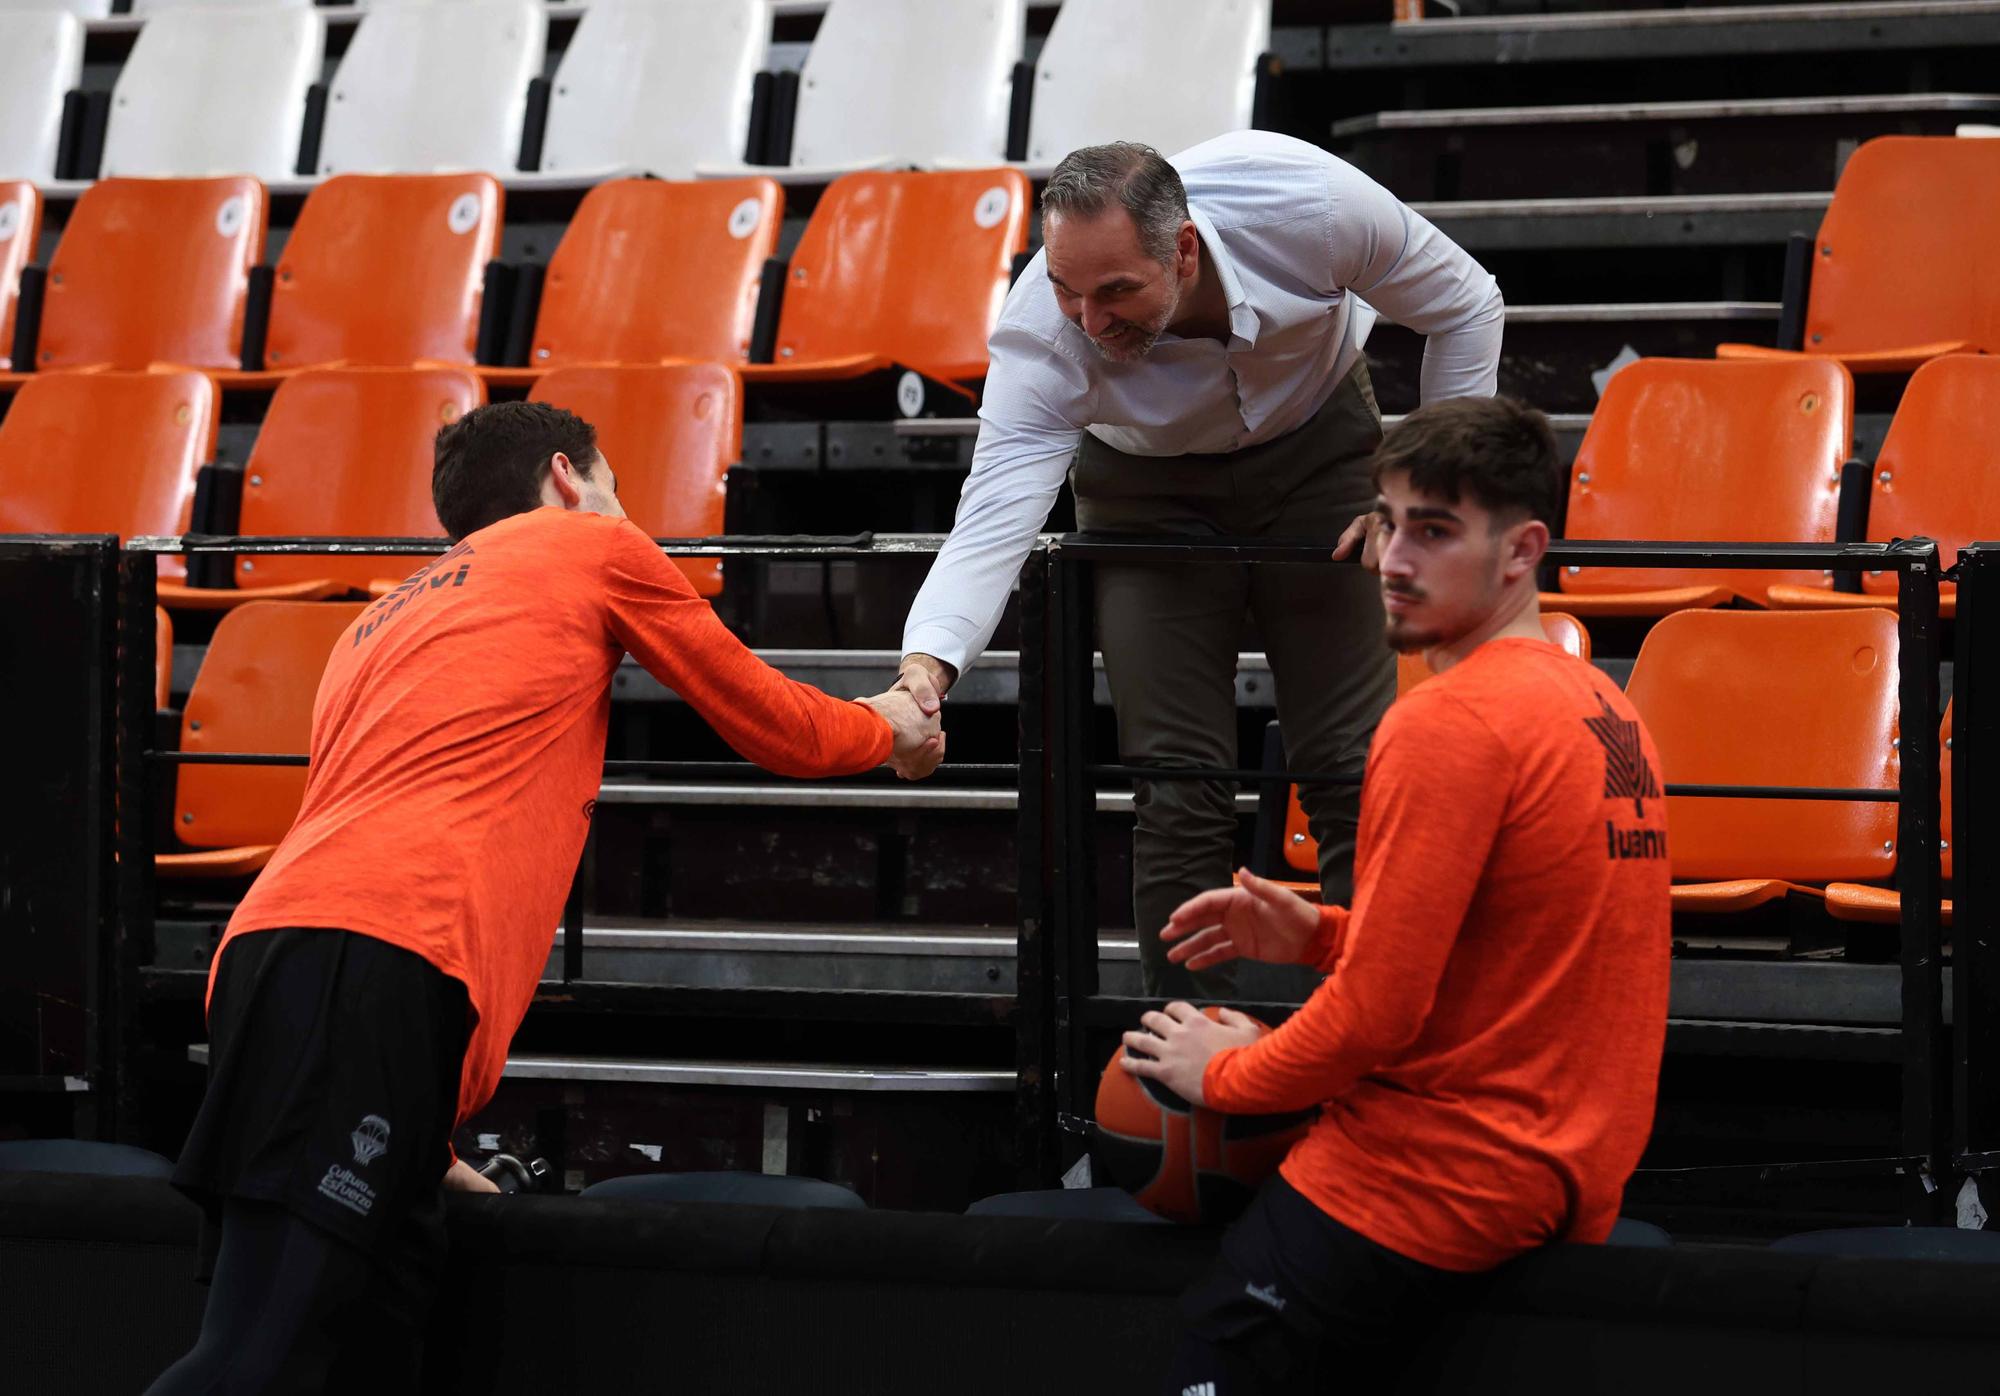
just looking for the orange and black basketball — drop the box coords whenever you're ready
[1091,1008,1314,1225]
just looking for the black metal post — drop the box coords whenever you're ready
[1953,544,2000,1179]
[1045,543,1100,1167]
[1013,547,1058,1186]
[1892,539,1947,1219]
[111,545,159,1144]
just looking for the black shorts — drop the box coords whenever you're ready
[1164,1176,1484,1395]
[173,928,471,1302]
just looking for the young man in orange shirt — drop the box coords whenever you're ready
[148,403,942,1395]
[1122,396,1672,1395]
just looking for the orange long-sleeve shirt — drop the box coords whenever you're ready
[1204,637,1671,1271]
[216,508,892,1124]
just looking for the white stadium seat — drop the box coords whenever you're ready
[318,0,548,176]
[538,0,766,179]
[0,0,109,21]
[1026,0,1268,167]
[0,10,82,183]
[100,6,323,182]
[787,0,1025,172]
[129,0,313,13]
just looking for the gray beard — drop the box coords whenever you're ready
[1088,325,1163,362]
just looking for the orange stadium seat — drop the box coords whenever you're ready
[158,367,480,609]
[1718,136,2000,374]
[1624,609,1899,913]
[529,363,739,596]
[0,369,217,581]
[0,183,40,373]
[1768,354,2000,620]
[155,606,173,709]
[1546,357,1850,617]
[1824,702,1954,927]
[12,177,264,379]
[157,600,364,880]
[235,174,503,385]
[738,169,1030,392]
[485,178,781,387]
[1275,614,1592,890]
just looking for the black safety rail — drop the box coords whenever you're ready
[1037,534,1952,1220]
[1951,542,1999,1186]
[113,532,1056,1179]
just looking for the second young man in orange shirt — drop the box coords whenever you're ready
[1123,396,1673,1395]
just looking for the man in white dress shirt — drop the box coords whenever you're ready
[896,133,1504,999]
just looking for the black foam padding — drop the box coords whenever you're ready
[517,76,552,173]
[295,83,329,177]
[748,258,787,364]
[239,265,274,371]
[1005,60,1034,162]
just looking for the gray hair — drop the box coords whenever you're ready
[1041,142,1189,266]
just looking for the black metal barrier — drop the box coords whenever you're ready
[1953,542,1999,1185]
[1039,535,1952,1218]
[5,1172,2000,1396]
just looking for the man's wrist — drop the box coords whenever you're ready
[901,652,958,694]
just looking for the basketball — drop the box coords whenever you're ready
[1090,1008,1314,1225]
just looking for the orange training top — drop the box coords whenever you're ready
[215,508,893,1123]
[1204,637,1671,1272]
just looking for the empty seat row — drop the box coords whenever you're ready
[0,169,1027,392]
[1279,609,1954,921]
[1549,354,1998,619]
[0,363,737,603]
[0,0,1269,185]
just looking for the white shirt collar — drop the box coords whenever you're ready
[1187,205,1258,352]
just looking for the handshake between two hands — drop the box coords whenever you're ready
[855,653,957,781]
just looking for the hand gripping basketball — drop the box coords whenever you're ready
[1159,868,1321,971]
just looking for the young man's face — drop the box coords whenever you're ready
[1373,471,1530,654]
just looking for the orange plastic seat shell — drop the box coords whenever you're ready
[167,367,481,607]
[1554,357,1851,612]
[1625,609,1900,892]
[1284,614,1591,879]
[155,607,174,708]
[262,174,503,372]
[739,169,1030,386]
[0,369,216,582]
[36,177,265,372]
[529,363,739,596]
[156,600,364,879]
[0,183,40,373]
[506,178,782,379]
[1716,136,2000,372]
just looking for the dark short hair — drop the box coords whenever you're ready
[1041,142,1189,265]
[1371,396,1560,528]
[432,401,600,542]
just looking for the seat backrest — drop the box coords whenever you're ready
[174,600,364,849]
[531,178,781,368]
[1624,609,1899,884]
[540,0,765,179]
[1026,0,1267,165]
[0,369,215,581]
[235,367,481,592]
[0,1139,174,1178]
[318,0,547,176]
[130,0,313,12]
[0,0,110,19]
[155,606,173,708]
[0,183,40,371]
[530,363,739,595]
[1860,355,2000,601]
[1560,357,1850,604]
[0,11,82,183]
[1297,614,1590,874]
[266,174,502,371]
[38,176,265,371]
[775,169,1030,382]
[1807,136,2000,358]
[791,0,1023,169]
[100,6,321,182]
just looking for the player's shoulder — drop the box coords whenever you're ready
[1172,131,1343,222]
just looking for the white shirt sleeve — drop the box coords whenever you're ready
[1323,160,1505,402]
[900,321,1092,674]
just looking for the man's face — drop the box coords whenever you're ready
[1374,471,1525,654]
[1043,208,1189,363]
[572,451,626,522]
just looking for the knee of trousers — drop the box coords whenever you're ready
[1131,779,1241,842]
